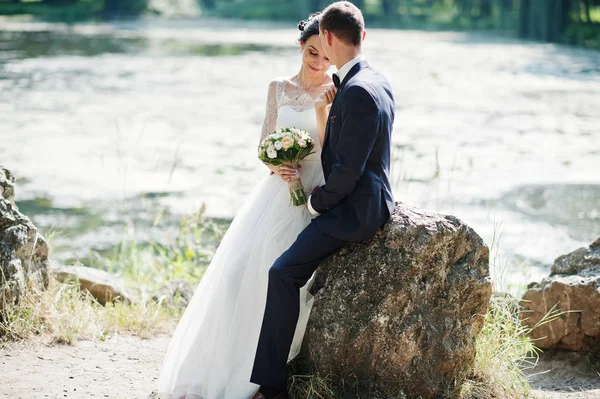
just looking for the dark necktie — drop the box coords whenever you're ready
[333,73,340,88]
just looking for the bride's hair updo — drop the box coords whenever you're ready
[298,12,321,42]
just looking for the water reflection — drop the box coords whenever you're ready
[495,184,600,242]
[0,30,277,61]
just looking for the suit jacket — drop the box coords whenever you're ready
[310,60,395,242]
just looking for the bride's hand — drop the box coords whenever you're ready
[266,164,302,182]
[315,86,337,111]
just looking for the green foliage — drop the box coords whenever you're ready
[1,0,599,48]
[90,205,227,292]
[213,0,305,20]
[565,21,600,49]
[0,0,149,22]
[0,1,98,22]
[103,0,149,15]
[450,294,537,398]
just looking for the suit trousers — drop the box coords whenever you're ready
[249,220,346,390]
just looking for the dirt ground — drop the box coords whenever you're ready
[527,351,600,399]
[1,334,171,399]
[1,334,599,399]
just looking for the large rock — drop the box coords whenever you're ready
[521,238,600,351]
[51,263,134,305]
[304,202,492,398]
[0,167,50,313]
[0,166,16,204]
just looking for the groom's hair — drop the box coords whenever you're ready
[320,1,364,46]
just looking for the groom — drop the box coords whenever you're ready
[250,2,395,398]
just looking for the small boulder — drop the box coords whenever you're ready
[521,238,600,351]
[304,202,492,398]
[51,263,134,305]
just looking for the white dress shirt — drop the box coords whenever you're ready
[333,54,365,85]
[307,54,366,217]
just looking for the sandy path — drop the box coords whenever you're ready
[527,351,600,399]
[2,335,599,399]
[1,335,171,399]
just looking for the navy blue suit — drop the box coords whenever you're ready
[250,60,395,390]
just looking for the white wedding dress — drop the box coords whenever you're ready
[156,79,326,399]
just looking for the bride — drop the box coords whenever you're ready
[155,13,336,399]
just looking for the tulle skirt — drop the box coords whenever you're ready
[156,160,325,399]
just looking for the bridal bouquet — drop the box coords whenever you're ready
[258,127,315,206]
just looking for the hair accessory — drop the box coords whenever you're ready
[298,11,321,32]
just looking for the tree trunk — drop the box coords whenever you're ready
[382,0,398,15]
[550,0,569,41]
[497,0,514,30]
[480,0,493,19]
[519,0,570,42]
[103,0,120,17]
[458,0,474,19]
[518,0,530,37]
[584,0,592,23]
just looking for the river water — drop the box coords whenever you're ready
[1,18,599,294]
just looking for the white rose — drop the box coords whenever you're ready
[298,139,307,148]
[267,147,277,159]
[274,141,283,150]
[281,136,294,150]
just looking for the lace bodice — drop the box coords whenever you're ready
[259,78,318,145]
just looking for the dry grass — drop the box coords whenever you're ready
[0,276,179,347]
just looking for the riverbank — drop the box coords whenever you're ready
[2,166,599,397]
